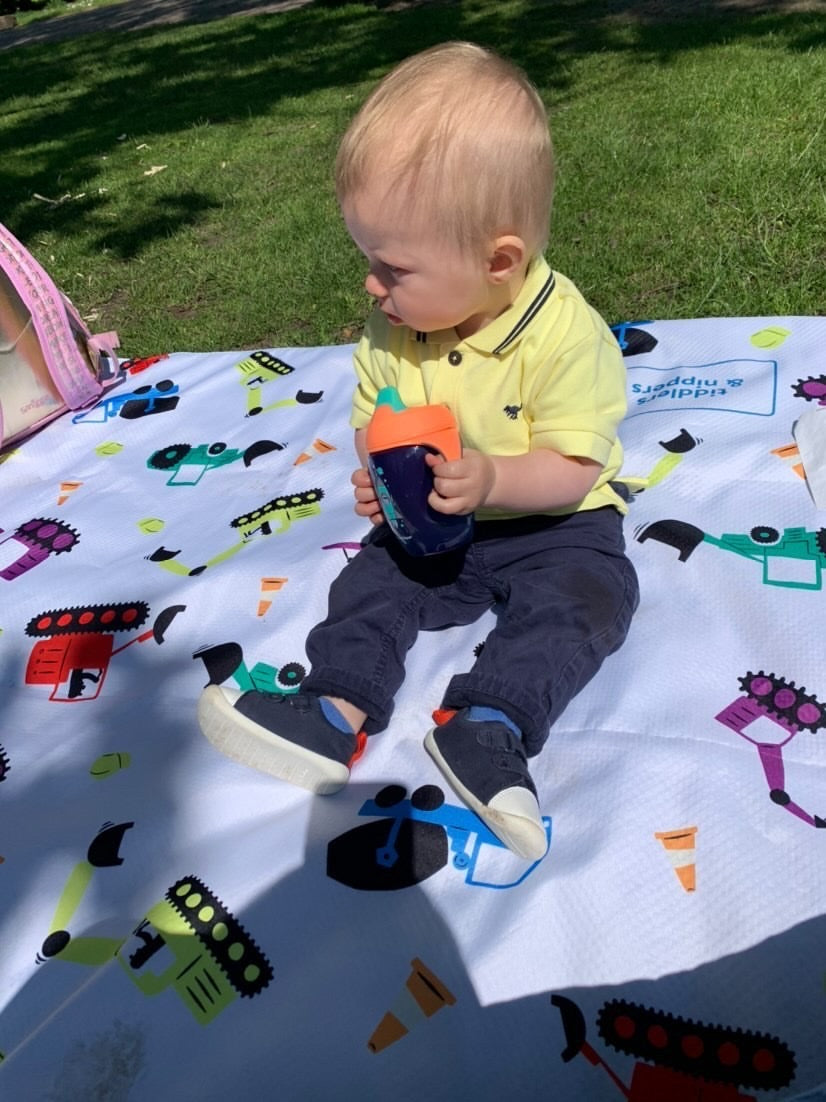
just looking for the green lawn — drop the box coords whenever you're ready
[1,0,825,355]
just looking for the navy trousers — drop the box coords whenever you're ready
[302,508,639,756]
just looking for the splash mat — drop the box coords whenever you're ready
[1,317,825,1100]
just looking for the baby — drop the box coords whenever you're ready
[197,41,639,861]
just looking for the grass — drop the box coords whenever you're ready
[1,0,825,355]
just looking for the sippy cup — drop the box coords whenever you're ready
[365,387,474,556]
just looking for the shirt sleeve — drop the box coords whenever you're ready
[527,297,627,466]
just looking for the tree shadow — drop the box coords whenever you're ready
[3,766,826,1097]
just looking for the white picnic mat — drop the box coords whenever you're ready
[1,317,825,1100]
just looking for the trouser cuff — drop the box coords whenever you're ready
[302,665,393,735]
[442,674,547,757]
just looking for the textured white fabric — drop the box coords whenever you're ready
[1,319,824,1100]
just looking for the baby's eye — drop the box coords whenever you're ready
[385,264,406,276]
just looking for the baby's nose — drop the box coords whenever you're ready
[364,271,387,300]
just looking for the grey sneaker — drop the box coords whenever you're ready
[424,708,547,861]
[197,686,366,794]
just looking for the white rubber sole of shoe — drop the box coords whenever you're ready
[197,684,350,795]
[424,727,548,862]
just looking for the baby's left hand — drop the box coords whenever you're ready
[426,449,495,515]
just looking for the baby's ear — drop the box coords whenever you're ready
[488,235,527,283]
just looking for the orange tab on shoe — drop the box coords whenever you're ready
[349,730,369,767]
[431,708,457,727]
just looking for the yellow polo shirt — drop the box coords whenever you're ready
[350,255,628,518]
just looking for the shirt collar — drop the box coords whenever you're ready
[414,255,556,354]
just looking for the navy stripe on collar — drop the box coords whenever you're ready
[492,270,556,355]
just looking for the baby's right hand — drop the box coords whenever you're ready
[352,466,383,525]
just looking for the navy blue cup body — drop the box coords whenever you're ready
[368,445,474,556]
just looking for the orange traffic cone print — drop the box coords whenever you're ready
[771,443,806,480]
[57,480,83,505]
[257,577,287,617]
[294,438,336,465]
[655,826,697,892]
[367,959,456,1053]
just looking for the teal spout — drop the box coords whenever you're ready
[375,386,406,412]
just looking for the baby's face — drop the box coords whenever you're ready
[342,186,497,340]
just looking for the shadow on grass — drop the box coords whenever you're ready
[0,0,824,259]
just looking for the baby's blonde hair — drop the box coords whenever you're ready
[335,42,554,258]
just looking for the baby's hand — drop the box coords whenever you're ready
[426,449,495,515]
[352,466,383,525]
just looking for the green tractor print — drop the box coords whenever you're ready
[235,350,323,417]
[148,487,324,576]
[637,519,826,590]
[147,439,285,486]
[38,822,272,1026]
[193,641,305,696]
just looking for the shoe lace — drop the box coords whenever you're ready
[265,690,311,714]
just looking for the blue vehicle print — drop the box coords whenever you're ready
[72,380,180,423]
[610,320,658,356]
[327,783,551,891]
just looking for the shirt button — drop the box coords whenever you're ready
[448,350,462,366]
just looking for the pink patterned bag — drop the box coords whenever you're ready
[0,222,121,449]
